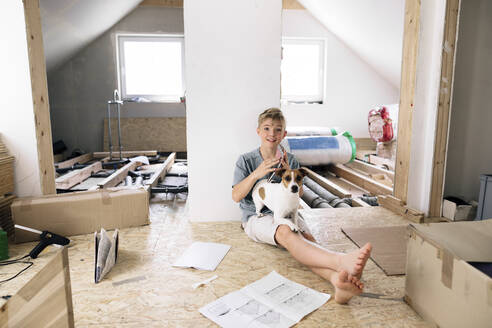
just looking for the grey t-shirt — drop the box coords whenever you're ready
[232,148,300,222]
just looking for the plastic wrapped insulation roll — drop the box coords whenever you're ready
[359,196,379,206]
[286,126,342,136]
[303,177,351,208]
[301,186,332,208]
[281,132,356,166]
[125,176,133,186]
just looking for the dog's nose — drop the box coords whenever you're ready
[291,185,298,193]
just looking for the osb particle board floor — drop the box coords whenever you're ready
[2,197,431,327]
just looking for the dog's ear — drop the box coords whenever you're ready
[275,168,286,177]
[299,168,308,177]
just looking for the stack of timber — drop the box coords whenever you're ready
[0,134,15,237]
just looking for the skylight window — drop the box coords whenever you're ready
[117,35,185,103]
[281,38,325,104]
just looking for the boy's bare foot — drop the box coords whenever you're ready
[331,270,363,304]
[338,243,372,278]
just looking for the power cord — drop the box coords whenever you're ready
[0,254,33,284]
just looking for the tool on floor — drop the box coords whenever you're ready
[359,292,404,302]
[107,89,125,162]
[14,224,70,259]
[192,275,218,289]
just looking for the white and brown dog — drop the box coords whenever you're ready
[252,168,307,231]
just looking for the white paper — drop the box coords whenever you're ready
[199,271,330,328]
[173,242,231,271]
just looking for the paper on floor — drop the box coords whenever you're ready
[199,271,330,327]
[173,241,231,271]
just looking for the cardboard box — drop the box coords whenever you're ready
[442,198,476,221]
[12,188,149,243]
[405,221,492,328]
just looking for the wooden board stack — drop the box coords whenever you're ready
[0,134,15,237]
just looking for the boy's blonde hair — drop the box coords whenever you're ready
[258,108,286,129]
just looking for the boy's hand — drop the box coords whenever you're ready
[253,158,280,180]
[280,151,290,169]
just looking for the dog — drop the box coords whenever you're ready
[252,168,307,231]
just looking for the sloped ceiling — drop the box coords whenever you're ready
[40,0,141,72]
[299,0,405,88]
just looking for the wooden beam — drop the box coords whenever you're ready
[378,195,424,223]
[429,0,461,217]
[302,167,351,198]
[329,164,393,196]
[394,0,421,202]
[0,247,74,327]
[92,150,158,159]
[55,162,102,190]
[97,162,140,189]
[139,0,183,7]
[351,197,371,207]
[23,0,55,195]
[368,155,395,171]
[55,153,93,169]
[346,159,395,181]
[145,152,176,188]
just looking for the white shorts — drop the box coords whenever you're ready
[242,215,282,247]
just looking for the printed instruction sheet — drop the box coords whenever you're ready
[199,271,330,327]
[173,241,231,271]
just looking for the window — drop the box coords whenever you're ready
[281,38,325,104]
[117,35,185,102]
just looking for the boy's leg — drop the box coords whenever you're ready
[275,225,372,278]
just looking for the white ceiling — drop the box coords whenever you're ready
[299,0,405,88]
[40,0,141,72]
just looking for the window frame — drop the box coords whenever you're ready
[281,37,326,104]
[116,34,185,103]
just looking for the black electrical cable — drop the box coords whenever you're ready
[0,254,33,284]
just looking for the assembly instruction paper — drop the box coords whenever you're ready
[199,271,331,327]
[173,241,231,271]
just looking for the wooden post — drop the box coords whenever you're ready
[429,0,461,217]
[394,0,421,203]
[23,0,55,195]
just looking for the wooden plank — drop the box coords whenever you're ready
[369,155,395,171]
[93,150,158,159]
[354,138,377,151]
[351,197,371,207]
[145,152,176,188]
[302,167,351,198]
[139,0,183,7]
[55,161,103,190]
[429,0,461,217]
[23,0,56,195]
[346,159,395,180]
[0,247,74,328]
[394,0,421,203]
[329,164,393,196]
[55,153,93,169]
[97,162,140,188]
[378,195,424,223]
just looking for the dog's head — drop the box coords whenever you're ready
[275,168,308,194]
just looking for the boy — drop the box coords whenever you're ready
[232,108,372,304]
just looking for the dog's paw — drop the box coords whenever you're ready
[276,218,299,232]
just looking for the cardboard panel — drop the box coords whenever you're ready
[11,188,149,242]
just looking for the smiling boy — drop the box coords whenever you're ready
[232,107,372,304]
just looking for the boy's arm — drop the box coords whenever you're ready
[232,157,280,202]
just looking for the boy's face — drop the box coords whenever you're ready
[257,118,286,148]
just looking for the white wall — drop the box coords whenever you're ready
[0,2,43,197]
[184,0,282,221]
[281,10,399,137]
[444,0,492,202]
[406,0,446,214]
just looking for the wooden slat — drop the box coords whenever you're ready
[23,0,55,195]
[394,0,421,202]
[302,167,351,198]
[351,197,371,207]
[97,162,140,188]
[346,159,395,180]
[0,247,74,328]
[93,150,158,159]
[368,155,395,171]
[55,161,103,190]
[55,153,93,169]
[329,164,393,196]
[145,153,176,188]
[378,195,424,223]
[429,0,461,217]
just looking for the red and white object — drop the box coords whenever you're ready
[368,106,394,142]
